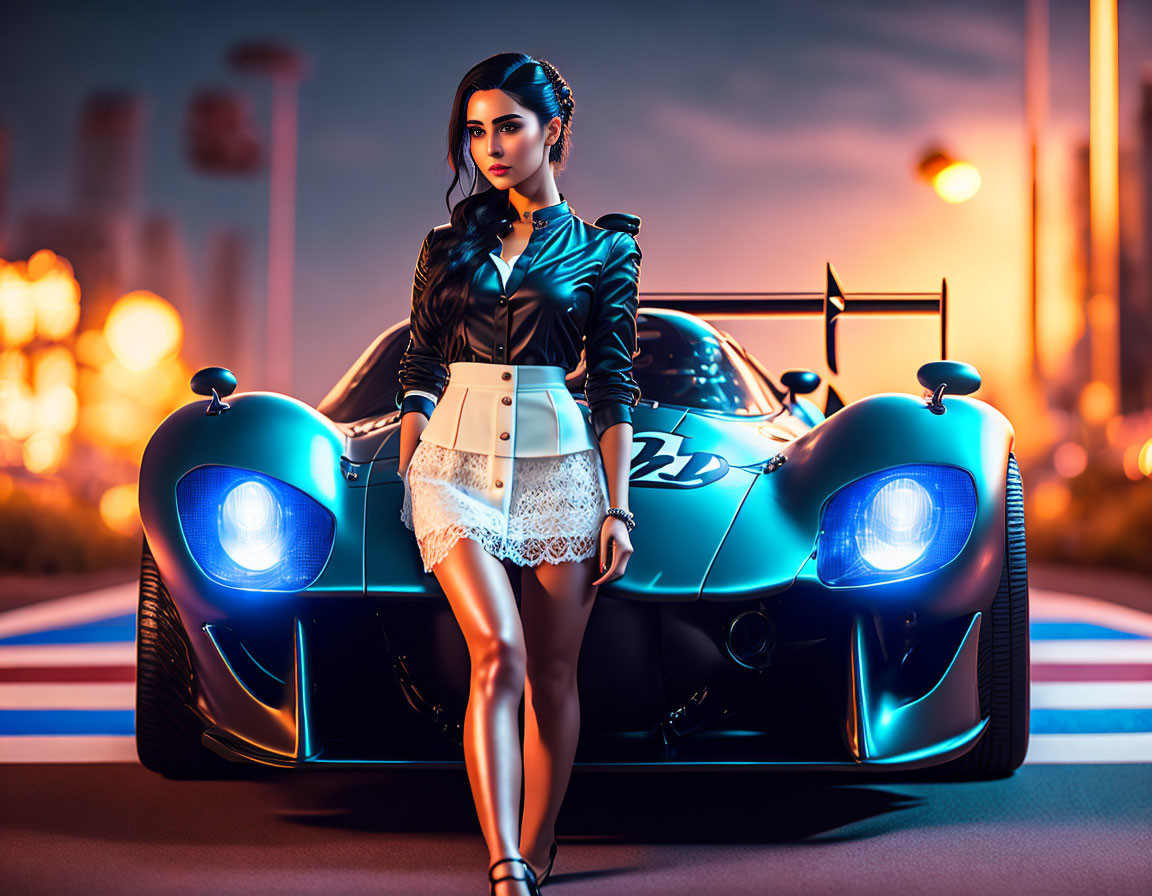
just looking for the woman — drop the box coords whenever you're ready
[395,53,642,896]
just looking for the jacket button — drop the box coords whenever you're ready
[501,396,511,405]
[498,298,507,305]
[501,371,511,380]
[495,479,503,488]
[499,432,509,440]
[496,344,503,352]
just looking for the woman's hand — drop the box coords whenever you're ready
[592,515,632,587]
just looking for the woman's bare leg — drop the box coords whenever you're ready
[517,553,600,875]
[431,534,532,895]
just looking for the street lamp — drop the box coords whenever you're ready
[915,146,982,203]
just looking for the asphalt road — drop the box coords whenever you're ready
[0,566,1149,895]
[0,761,1148,895]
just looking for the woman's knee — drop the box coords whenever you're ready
[471,633,527,692]
[526,656,579,699]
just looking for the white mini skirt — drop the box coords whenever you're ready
[400,361,610,572]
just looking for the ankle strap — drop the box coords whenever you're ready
[488,856,534,883]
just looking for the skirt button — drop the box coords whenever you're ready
[499,432,510,440]
[501,371,512,380]
[495,479,503,488]
[501,396,511,405]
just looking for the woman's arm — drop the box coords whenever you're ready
[397,227,449,474]
[585,231,643,584]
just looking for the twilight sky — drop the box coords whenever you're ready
[1,0,1149,414]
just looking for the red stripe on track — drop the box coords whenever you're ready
[1030,663,1152,681]
[0,666,136,682]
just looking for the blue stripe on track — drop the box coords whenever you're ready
[1029,708,1152,735]
[0,710,136,736]
[0,612,137,646]
[1029,621,1149,641]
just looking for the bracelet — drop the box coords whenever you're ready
[605,506,635,532]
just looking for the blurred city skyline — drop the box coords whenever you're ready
[1,0,1150,430]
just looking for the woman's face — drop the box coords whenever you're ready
[465,88,560,190]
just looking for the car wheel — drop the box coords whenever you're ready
[938,451,1030,779]
[135,536,245,779]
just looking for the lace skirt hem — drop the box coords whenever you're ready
[400,441,609,572]
[411,525,599,573]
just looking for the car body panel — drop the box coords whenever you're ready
[138,300,1019,773]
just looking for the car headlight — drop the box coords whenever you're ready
[816,464,976,586]
[176,465,336,591]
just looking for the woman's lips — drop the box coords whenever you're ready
[489,165,510,175]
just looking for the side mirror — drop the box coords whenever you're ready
[779,370,824,428]
[191,366,238,398]
[917,360,980,396]
[916,360,980,415]
[780,369,821,396]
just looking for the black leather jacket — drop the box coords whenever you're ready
[396,195,643,441]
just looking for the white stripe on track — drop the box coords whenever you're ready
[0,583,137,639]
[1030,640,1152,664]
[0,735,139,763]
[1030,682,1152,709]
[1030,589,1152,636]
[0,683,135,709]
[0,643,136,667]
[1023,732,1152,764]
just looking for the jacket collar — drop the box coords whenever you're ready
[506,192,572,229]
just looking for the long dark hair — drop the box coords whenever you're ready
[413,52,576,357]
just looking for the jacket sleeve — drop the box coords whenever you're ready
[397,227,449,420]
[584,231,643,440]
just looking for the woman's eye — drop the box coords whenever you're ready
[469,125,519,137]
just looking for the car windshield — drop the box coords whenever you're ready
[627,311,780,416]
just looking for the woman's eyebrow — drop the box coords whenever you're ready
[465,113,524,126]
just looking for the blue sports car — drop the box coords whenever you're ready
[135,264,1028,780]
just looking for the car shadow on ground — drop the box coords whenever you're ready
[268,768,927,844]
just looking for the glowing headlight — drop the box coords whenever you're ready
[817,464,976,586]
[176,465,335,591]
[220,481,286,571]
[855,477,936,570]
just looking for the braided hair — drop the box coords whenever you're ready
[411,53,579,359]
[534,57,575,168]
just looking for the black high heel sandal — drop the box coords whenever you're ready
[534,838,558,886]
[488,857,540,896]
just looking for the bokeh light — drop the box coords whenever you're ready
[1030,478,1071,521]
[99,483,140,536]
[1078,380,1116,424]
[1139,439,1152,478]
[933,161,982,203]
[0,265,36,346]
[1052,441,1088,478]
[23,430,63,475]
[103,291,183,371]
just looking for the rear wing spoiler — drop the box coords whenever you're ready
[637,262,947,375]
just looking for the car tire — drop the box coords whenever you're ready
[135,536,245,779]
[938,451,1030,779]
